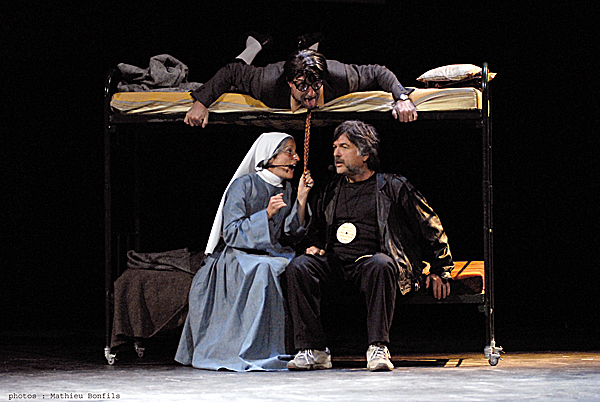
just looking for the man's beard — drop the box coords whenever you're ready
[335,158,366,176]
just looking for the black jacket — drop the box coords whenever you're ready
[304,173,454,295]
[190,60,413,108]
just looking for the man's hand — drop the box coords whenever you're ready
[426,274,451,300]
[305,246,325,256]
[266,193,287,219]
[391,100,418,123]
[184,101,209,127]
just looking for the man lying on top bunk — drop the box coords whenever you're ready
[184,32,418,127]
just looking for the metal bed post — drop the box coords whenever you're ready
[134,131,142,252]
[104,69,117,365]
[481,62,502,365]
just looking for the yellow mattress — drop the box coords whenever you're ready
[423,260,485,293]
[110,88,482,115]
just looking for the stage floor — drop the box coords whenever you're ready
[2,330,599,401]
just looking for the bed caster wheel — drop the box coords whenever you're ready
[134,341,145,358]
[484,343,503,366]
[104,347,117,365]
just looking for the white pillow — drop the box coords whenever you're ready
[417,64,495,82]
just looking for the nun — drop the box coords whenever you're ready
[175,132,314,371]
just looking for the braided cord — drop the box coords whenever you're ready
[303,111,312,175]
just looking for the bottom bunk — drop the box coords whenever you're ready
[105,257,489,365]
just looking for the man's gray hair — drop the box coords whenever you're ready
[333,120,381,170]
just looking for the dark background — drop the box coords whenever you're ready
[2,0,598,353]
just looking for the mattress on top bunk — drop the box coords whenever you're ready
[424,260,485,294]
[109,88,482,115]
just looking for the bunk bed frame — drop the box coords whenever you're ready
[103,63,501,365]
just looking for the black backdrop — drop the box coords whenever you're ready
[2,0,598,351]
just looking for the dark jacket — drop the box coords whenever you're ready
[190,60,413,108]
[305,173,453,295]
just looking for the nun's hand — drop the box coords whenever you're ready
[266,193,287,219]
[298,170,314,204]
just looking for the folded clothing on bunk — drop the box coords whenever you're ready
[117,54,203,92]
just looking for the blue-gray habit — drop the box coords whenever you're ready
[175,172,307,371]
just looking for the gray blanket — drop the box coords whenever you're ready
[117,54,203,92]
[110,248,204,349]
[126,247,200,274]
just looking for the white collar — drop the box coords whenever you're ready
[257,169,284,187]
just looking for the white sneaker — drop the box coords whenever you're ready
[367,344,394,371]
[287,348,332,370]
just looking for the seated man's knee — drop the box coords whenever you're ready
[369,253,395,268]
[286,254,330,288]
[286,254,317,277]
[366,253,397,277]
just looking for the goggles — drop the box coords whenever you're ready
[292,79,324,92]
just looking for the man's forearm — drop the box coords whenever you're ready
[190,63,244,107]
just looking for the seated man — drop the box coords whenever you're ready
[184,48,417,127]
[285,120,453,372]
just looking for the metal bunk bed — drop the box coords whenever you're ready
[103,63,501,365]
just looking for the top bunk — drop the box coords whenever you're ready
[104,63,493,131]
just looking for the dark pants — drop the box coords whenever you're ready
[285,252,398,350]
